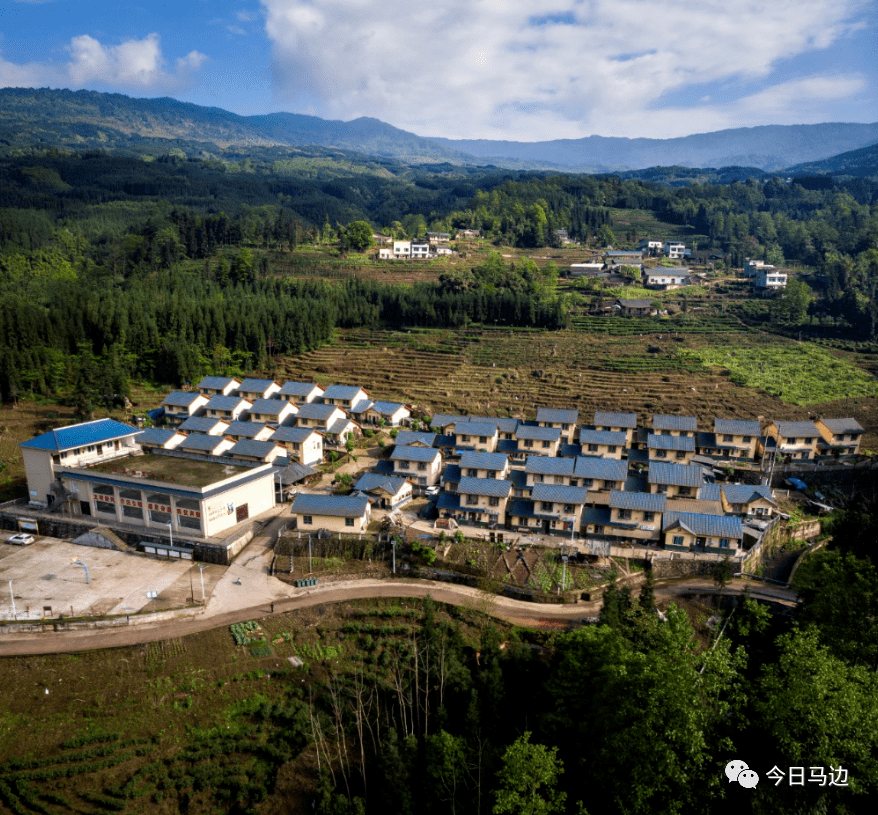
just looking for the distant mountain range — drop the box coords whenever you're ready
[1,87,877,175]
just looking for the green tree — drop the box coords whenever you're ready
[342,221,374,253]
[493,732,566,815]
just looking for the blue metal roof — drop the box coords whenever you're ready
[206,395,251,411]
[237,378,279,393]
[297,403,340,420]
[610,490,666,512]
[21,419,139,452]
[573,456,628,481]
[699,484,723,502]
[198,376,239,391]
[430,413,468,429]
[663,512,742,539]
[653,414,698,432]
[648,462,704,487]
[648,434,695,451]
[135,428,180,446]
[437,492,462,511]
[458,477,512,497]
[354,473,408,494]
[323,384,368,400]
[292,493,369,517]
[536,408,579,424]
[250,398,290,415]
[278,381,322,398]
[508,469,529,489]
[391,445,440,463]
[594,411,637,428]
[442,464,463,484]
[532,484,588,504]
[525,457,574,476]
[460,451,508,471]
[714,418,761,436]
[582,506,612,525]
[455,421,499,438]
[558,443,583,458]
[271,426,320,443]
[721,484,776,505]
[180,433,229,452]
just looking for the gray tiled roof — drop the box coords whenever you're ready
[648,462,704,487]
[297,403,340,420]
[648,433,696,451]
[225,421,271,439]
[536,408,579,425]
[178,417,229,433]
[580,429,627,446]
[323,384,368,401]
[162,391,205,408]
[525,457,575,476]
[721,484,776,505]
[699,484,723,502]
[237,378,278,393]
[458,477,512,497]
[609,490,666,512]
[594,411,637,428]
[179,433,228,452]
[663,512,742,539]
[653,414,698,432]
[271,426,320,443]
[819,418,863,435]
[135,428,180,446]
[573,457,628,481]
[394,431,437,447]
[292,493,369,517]
[455,421,499,438]
[772,420,819,438]
[349,399,374,414]
[460,451,508,471]
[516,425,562,441]
[714,418,761,436]
[249,398,292,416]
[532,484,588,504]
[198,376,239,391]
[370,401,407,416]
[229,439,281,459]
[278,381,323,399]
[354,472,408,495]
[206,395,251,411]
[429,413,468,429]
[391,445,440,463]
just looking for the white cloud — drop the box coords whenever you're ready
[259,0,871,139]
[0,33,207,93]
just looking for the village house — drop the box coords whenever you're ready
[573,457,628,495]
[453,421,500,453]
[277,381,324,403]
[614,298,656,317]
[247,398,298,427]
[235,378,281,401]
[653,414,698,437]
[711,484,778,518]
[227,439,286,465]
[816,417,864,458]
[197,376,241,397]
[204,395,253,422]
[605,249,644,265]
[743,259,773,277]
[647,462,704,498]
[178,416,231,436]
[390,445,442,487]
[223,421,276,442]
[764,420,821,461]
[295,403,349,433]
[579,429,626,459]
[321,384,371,411]
[664,241,686,259]
[593,411,638,447]
[161,391,209,426]
[662,512,743,554]
[459,450,509,480]
[536,408,579,445]
[393,240,411,257]
[177,433,236,458]
[363,401,411,427]
[638,239,664,254]
[643,269,691,290]
[270,426,324,466]
[291,494,371,534]
[515,425,562,457]
[753,268,788,292]
[647,433,696,464]
[605,490,666,543]
[445,476,512,526]
[700,419,761,460]
[135,428,187,452]
[353,473,412,511]
[393,430,437,448]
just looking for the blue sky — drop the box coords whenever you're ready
[1,0,876,141]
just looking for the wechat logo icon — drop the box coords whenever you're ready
[725,760,759,788]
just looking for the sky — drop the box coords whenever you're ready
[1,0,876,142]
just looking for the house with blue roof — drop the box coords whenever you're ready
[718,484,777,518]
[579,429,627,459]
[662,512,743,554]
[459,451,509,480]
[593,411,638,446]
[178,433,236,457]
[648,462,705,498]
[321,384,371,410]
[235,378,281,401]
[604,490,666,542]
[277,381,324,403]
[712,418,761,459]
[228,439,286,465]
[764,420,821,461]
[653,414,698,437]
[394,431,437,448]
[647,433,696,464]
[291,493,371,534]
[205,395,253,422]
[454,477,512,526]
[161,391,209,425]
[224,421,275,442]
[364,401,411,427]
[20,419,141,508]
[816,417,864,458]
[248,398,297,426]
[453,421,499,452]
[135,428,187,452]
[536,407,579,444]
[178,416,232,435]
[515,424,562,457]
[572,457,629,492]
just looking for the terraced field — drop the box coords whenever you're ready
[276,323,878,443]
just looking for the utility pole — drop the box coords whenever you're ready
[8,580,16,620]
[197,563,206,604]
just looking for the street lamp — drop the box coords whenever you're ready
[8,579,16,620]
[168,521,174,549]
[197,563,206,604]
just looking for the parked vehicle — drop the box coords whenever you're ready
[7,533,35,545]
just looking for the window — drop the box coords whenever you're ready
[788,437,797,444]
[672,535,684,546]
[563,504,574,513]
[534,474,543,483]
[345,517,355,527]
[678,487,692,497]
[461,435,470,442]
[617,509,631,520]
[569,479,578,486]
[418,463,427,471]
[479,436,487,444]
[466,494,479,506]
[607,445,617,453]
[695,536,706,547]
[588,444,598,452]
[644,512,654,522]
[541,441,550,448]
[675,451,686,459]
[468,469,478,477]
[541,502,553,511]
[656,450,667,458]
[603,480,615,489]
[489,497,500,507]
[524,440,533,448]
[719,538,730,548]
[585,479,594,488]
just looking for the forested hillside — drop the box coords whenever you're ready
[0,148,876,407]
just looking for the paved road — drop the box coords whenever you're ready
[0,572,798,656]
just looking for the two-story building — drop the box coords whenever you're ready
[647,462,704,498]
[277,381,324,404]
[235,378,281,402]
[204,395,253,422]
[593,411,638,447]
[662,512,743,555]
[453,421,499,452]
[161,391,209,426]
[647,433,695,464]
[764,420,820,461]
[535,408,579,445]
[515,425,562,457]
[197,376,241,397]
[816,418,864,458]
[291,494,371,534]
[390,445,442,487]
[270,426,324,466]
[579,429,627,459]
[604,490,666,543]
[248,398,298,427]
[459,451,509,480]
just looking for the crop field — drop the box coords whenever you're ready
[277,323,878,448]
[0,599,493,815]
